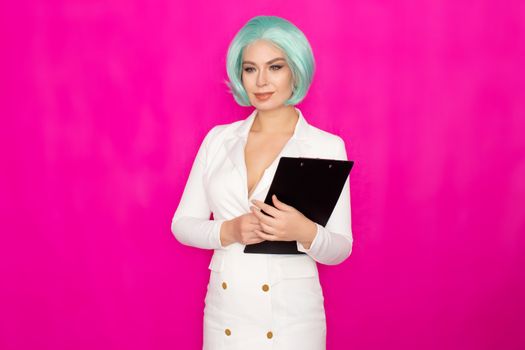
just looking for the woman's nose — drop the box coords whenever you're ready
[256,70,268,87]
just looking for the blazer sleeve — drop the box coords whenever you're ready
[296,137,353,265]
[170,126,228,250]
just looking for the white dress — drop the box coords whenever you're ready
[171,107,353,350]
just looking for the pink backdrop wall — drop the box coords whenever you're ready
[1,1,524,349]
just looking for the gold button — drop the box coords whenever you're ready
[262,284,269,292]
[222,282,227,289]
[266,331,273,339]
[225,328,231,336]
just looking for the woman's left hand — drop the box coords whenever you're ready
[250,195,317,246]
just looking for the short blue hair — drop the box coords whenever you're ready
[225,15,316,106]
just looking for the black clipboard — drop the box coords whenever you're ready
[244,156,354,255]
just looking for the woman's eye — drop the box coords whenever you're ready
[243,65,283,73]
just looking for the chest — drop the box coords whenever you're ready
[244,132,292,197]
[204,135,320,218]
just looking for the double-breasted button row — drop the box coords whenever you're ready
[224,328,273,339]
[221,281,270,292]
[221,282,272,339]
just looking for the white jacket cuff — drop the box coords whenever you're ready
[297,223,353,265]
[171,217,229,251]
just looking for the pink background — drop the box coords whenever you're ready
[1,1,524,349]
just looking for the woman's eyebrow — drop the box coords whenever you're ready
[242,58,286,65]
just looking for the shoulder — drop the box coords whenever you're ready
[202,119,241,141]
[304,122,347,160]
[306,123,346,147]
[199,118,244,152]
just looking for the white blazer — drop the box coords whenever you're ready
[171,107,353,264]
[171,107,353,349]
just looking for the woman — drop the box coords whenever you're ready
[171,15,353,350]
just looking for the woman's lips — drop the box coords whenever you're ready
[254,92,274,101]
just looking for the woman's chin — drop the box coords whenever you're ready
[251,100,286,111]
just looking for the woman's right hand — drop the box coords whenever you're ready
[220,213,264,247]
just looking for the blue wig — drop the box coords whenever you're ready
[225,15,316,106]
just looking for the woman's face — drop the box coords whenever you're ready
[241,40,294,111]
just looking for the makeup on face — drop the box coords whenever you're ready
[254,92,274,101]
[241,40,294,108]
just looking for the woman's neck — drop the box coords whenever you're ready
[251,105,299,134]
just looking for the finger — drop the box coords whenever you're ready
[245,213,261,224]
[246,221,262,231]
[241,230,263,242]
[248,212,260,222]
[250,199,281,218]
[245,237,265,245]
[250,206,278,226]
[258,221,278,236]
[254,229,278,241]
[246,240,264,245]
[272,194,295,212]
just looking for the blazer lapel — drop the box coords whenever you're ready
[224,109,257,187]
